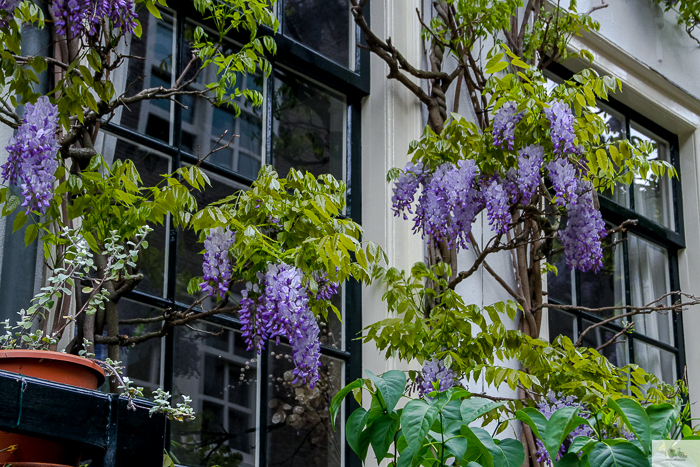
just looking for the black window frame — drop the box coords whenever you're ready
[545,62,686,384]
[100,2,370,466]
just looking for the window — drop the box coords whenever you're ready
[95,4,368,466]
[545,67,685,385]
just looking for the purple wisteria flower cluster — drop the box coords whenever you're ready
[0,0,19,27]
[51,0,137,37]
[535,393,594,466]
[416,357,457,397]
[2,97,60,214]
[237,263,338,387]
[200,227,236,298]
[492,101,523,150]
[483,176,511,234]
[545,101,577,156]
[559,181,607,272]
[391,162,424,219]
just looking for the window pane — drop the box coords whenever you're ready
[284,0,353,68]
[631,123,675,229]
[172,324,258,467]
[176,170,248,305]
[578,231,625,318]
[547,239,574,304]
[633,340,677,384]
[113,10,174,143]
[581,320,629,368]
[272,70,346,180]
[628,235,674,345]
[597,105,629,206]
[267,342,343,467]
[179,22,264,179]
[548,308,576,343]
[319,288,343,350]
[117,300,163,397]
[92,134,171,298]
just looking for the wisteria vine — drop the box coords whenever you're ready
[51,0,137,37]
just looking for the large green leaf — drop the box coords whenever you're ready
[607,398,651,453]
[646,403,676,439]
[463,427,495,467]
[586,441,649,467]
[568,436,595,456]
[366,369,406,413]
[496,438,525,467]
[346,408,371,460]
[401,399,438,453]
[471,427,507,467]
[544,407,589,462]
[330,379,363,429]
[370,414,400,462]
[461,398,505,424]
[555,453,582,466]
[397,447,414,467]
[515,407,547,440]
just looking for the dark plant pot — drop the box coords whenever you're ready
[0,350,106,465]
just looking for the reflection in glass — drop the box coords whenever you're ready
[179,23,264,179]
[118,299,163,397]
[547,239,573,305]
[318,289,343,350]
[272,70,345,180]
[596,105,629,206]
[172,324,258,467]
[284,0,352,68]
[547,308,576,343]
[93,133,171,298]
[176,170,247,305]
[634,340,677,384]
[112,10,174,143]
[267,342,343,467]
[581,320,629,367]
[579,231,625,318]
[628,235,674,345]
[630,124,674,229]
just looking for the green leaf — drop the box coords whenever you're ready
[366,369,406,413]
[544,407,589,462]
[607,398,651,453]
[397,447,413,467]
[515,408,547,440]
[461,398,505,424]
[24,223,38,245]
[497,438,525,467]
[330,379,363,429]
[346,408,372,460]
[146,1,162,18]
[486,61,509,74]
[445,435,468,460]
[12,210,28,233]
[646,403,676,439]
[555,453,582,466]
[568,436,595,456]
[400,399,438,453]
[370,414,399,462]
[586,441,649,467]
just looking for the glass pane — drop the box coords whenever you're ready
[179,22,264,179]
[267,342,343,467]
[596,105,629,206]
[581,320,629,368]
[117,300,163,397]
[319,288,343,350]
[176,170,248,305]
[272,70,346,180]
[548,308,575,343]
[628,235,674,345]
[579,231,625,318]
[633,340,677,384]
[172,323,258,467]
[112,10,174,143]
[284,0,353,68]
[631,123,675,229]
[547,239,574,305]
[92,133,171,298]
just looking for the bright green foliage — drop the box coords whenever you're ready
[653,0,700,45]
[331,371,525,467]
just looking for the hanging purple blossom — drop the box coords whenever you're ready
[535,393,595,466]
[416,357,457,397]
[200,227,235,298]
[2,96,60,214]
[547,158,578,207]
[314,271,339,301]
[0,0,19,27]
[515,144,544,203]
[492,101,523,150]
[560,181,607,272]
[239,263,322,387]
[51,0,137,37]
[392,161,424,219]
[545,101,576,155]
[482,176,511,234]
[414,159,482,250]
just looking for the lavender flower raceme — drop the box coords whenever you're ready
[314,271,339,301]
[417,357,457,397]
[2,97,60,214]
[560,181,607,272]
[483,176,511,234]
[545,101,576,155]
[392,161,424,219]
[547,158,578,207]
[0,0,19,27]
[51,0,137,37]
[492,101,523,150]
[535,393,594,466]
[238,264,322,387]
[200,227,235,298]
[515,144,544,203]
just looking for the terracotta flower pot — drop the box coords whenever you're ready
[0,350,106,466]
